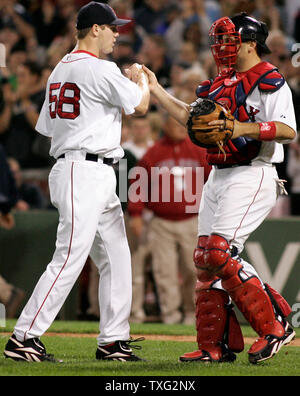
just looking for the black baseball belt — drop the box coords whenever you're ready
[58,153,114,165]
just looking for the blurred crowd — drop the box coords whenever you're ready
[0,0,299,322]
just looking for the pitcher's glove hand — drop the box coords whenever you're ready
[187,98,235,154]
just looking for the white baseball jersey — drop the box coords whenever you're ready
[14,50,143,345]
[36,50,142,160]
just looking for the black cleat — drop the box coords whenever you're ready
[96,337,145,362]
[248,322,296,364]
[3,334,57,362]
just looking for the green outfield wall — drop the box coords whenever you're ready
[0,211,299,321]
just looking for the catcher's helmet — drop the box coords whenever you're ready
[209,12,271,74]
[230,12,271,55]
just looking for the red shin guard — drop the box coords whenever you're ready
[223,276,285,338]
[193,235,244,358]
[195,287,228,359]
[193,283,244,360]
[202,234,285,340]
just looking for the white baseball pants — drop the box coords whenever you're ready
[198,162,279,285]
[14,152,132,345]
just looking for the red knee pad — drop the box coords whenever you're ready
[194,236,217,283]
[204,234,231,271]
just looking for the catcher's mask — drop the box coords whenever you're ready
[209,12,271,74]
[209,16,241,74]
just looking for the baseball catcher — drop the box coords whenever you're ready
[142,11,296,365]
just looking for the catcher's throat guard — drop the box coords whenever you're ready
[187,98,235,155]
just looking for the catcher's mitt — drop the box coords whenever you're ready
[187,98,235,154]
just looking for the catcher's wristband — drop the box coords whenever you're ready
[258,122,276,141]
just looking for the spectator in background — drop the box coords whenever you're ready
[112,37,136,64]
[0,144,17,225]
[44,1,77,68]
[46,38,72,69]
[167,61,191,98]
[180,68,208,104]
[7,157,45,210]
[204,0,222,23]
[287,133,300,216]
[31,0,65,47]
[134,0,168,35]
[0,143,25,318]
[26,35,48,67]
[122,115,157,322]
[6,44,27,79]
[128,114,211,324]
[0,24,23,60]
[219,0,255,18]
[137,34,172,88]
[164,0,211,61]
[265,29,296,81]
[147,111,164,142]
[154,2,182,37]
[177,41,203,70]
[56,0,77,22]
[0,0,34,40]
[183,21,206,53]
[0,61,51,168]
[122,115,154,160]
[116,116,141,214]
[284,0,299,40]
[254,0,281,32]
[122,114,155,250]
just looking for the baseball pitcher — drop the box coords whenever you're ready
[4,1,149,362]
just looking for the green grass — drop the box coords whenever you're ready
[0,321,299,376]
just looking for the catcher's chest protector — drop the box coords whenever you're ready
[196,61,285,165]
